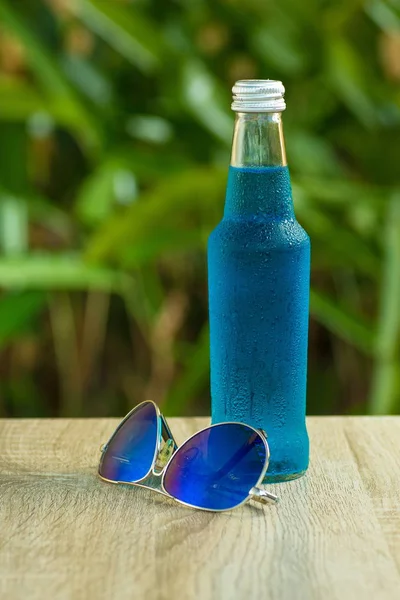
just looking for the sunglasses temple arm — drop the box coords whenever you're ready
[250,487,279,504]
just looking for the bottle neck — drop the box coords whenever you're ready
[230,112,287,168]
[225,112,294,220]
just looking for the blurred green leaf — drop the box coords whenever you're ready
[76,156,136,226]
[253,22,306,75]
[85,168,226,264]
[79,0,163,72]
[26,193,72,241]
[0,255,129,291]
[181,61,232,144]
[0,78,102,147]
[0,1,69,97]
[0,291,46,348]
[327,37,378,128]
[0,0,102,153]
[4,377,48,417]
[125,266,165,329]
[0,79,52,121]
[0,195,28,256]
[76,148,194,227]
[61,55,113,107]
[310,288,375,355]
[292,177,384,209]
[0,123,28,256]
[288,132,344,177]
[0,122,28,194]
[366,1,400,32]
[0,0,399,418]
[296,204,381,277]
[126,115,173,144]
[121,229,205,266]
[165,325,210,416]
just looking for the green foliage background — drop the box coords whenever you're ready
[0,0,399,417]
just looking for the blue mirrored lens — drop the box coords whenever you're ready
[99,402,158,483]
[163,423,267,510]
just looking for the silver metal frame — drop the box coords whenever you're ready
[98,400,278,511]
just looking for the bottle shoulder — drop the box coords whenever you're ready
[209,217,310,251]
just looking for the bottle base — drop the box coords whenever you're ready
[262,469,307,484]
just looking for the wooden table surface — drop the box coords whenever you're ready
[0,416,399,600]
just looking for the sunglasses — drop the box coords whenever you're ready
[98,400,278,512]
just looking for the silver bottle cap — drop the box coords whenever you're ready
[231,79,286,113]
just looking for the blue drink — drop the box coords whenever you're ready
[208,81,310,481]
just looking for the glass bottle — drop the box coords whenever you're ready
[208,80,310,482]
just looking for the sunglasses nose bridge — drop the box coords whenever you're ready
[154,438,176,473]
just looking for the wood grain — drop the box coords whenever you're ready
[0,417,399,600]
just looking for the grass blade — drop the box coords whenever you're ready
[369,193,400,413]
[165,326,210,417]
[48,293,83,417]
